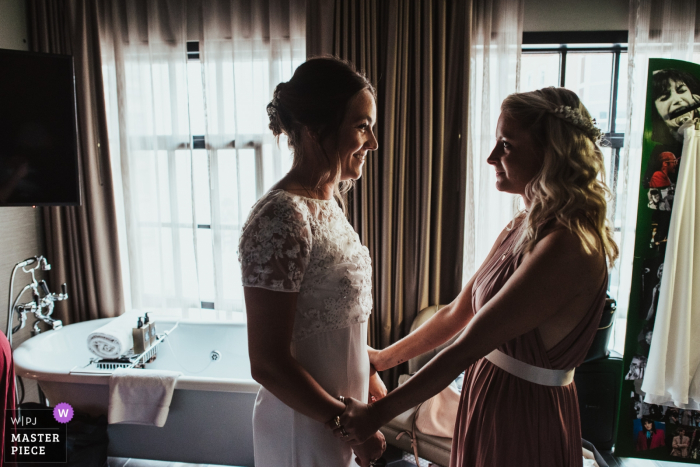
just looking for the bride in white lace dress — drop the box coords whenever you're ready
[238,58,387,467]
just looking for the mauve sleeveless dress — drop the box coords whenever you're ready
[450,222,607,467]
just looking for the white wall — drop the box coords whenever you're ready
[0,0,45,404]
[524,0,629,32]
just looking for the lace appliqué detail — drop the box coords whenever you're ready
[239,195,311,291]
[239,190,373,341]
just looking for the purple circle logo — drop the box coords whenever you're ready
[53,402,74,424]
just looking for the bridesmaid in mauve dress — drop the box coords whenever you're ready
[448,215,607,466]
[331,87,618,467]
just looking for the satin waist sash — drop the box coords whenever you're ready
[484,349,575,387]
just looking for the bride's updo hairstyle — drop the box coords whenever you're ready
[501,87,619,266]
[267,57,376,205]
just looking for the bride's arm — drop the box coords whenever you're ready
[245,287,346,424]
[371,227,511,372]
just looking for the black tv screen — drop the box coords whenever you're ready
[0,48,81,206]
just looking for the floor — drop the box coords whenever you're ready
[108,460,215,467]
[600,452,692,467]
[107,456,415,467]
[108,459,243,467]
[109,453,693,467]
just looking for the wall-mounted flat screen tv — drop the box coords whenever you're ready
[0,48,81,206]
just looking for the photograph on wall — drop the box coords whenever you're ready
[615,58,700,463]
[633,417,666,452]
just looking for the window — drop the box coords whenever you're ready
[104,32,302,315]
[520,31,629,354]
[183,40,295,311]
[180,41,292,311]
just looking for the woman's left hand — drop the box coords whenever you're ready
[326,397,383,444]
[368,369,387,403]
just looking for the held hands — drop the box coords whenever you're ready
[351,431,386,467]
[326,397,383,444]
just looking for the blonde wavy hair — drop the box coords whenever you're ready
[501,87,619,266]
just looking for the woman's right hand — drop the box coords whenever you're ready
[352,431,386,467]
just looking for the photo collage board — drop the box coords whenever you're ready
[614,58,700,463]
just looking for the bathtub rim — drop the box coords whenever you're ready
[13,309,261,394]
[20,370,261,393]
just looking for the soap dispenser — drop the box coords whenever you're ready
[144,312,156,346]
[132,317,147,354]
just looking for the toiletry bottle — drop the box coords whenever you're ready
[142,314,151,347]
[132,317,147,354]
[144,312,156,346]
[150,313,157,345]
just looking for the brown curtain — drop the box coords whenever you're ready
[334,0,472,386]
[27,0,124,324]
[307,0,335,57]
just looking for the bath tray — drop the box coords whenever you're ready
[71,334,165,375]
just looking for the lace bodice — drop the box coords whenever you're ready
[239,189,372,341]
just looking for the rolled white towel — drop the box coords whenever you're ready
[87,311,142,359]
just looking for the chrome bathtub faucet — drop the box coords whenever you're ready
[5,256,69,342]
[29,280,68,334]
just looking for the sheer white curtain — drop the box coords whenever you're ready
[200,0,305,312]
[463,0,524,280]
[100,0,305,312]
[100,0,194,311]
[610,0,700,350]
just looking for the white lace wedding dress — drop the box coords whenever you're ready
[238,189,372,467]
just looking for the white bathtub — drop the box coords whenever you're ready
[13,309,261,466]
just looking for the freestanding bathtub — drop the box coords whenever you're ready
[13,309,260,466]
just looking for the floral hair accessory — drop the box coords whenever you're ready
[550,105,603,142]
